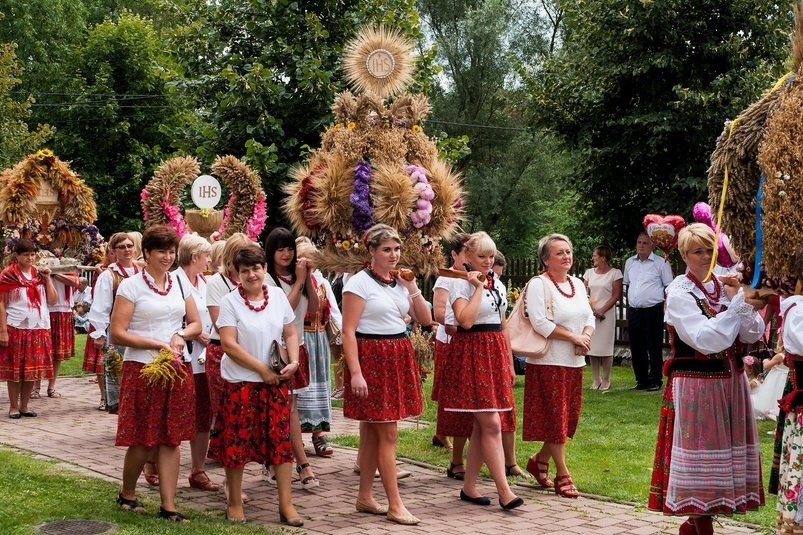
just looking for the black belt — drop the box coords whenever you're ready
[356,332,407,340]
[457,324,502,333]
[209,339,221,347]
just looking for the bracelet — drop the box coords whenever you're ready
[408,290,422,300]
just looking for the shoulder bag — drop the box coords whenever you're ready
[508,274,554,360]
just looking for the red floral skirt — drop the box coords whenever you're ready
[49,311,75,361]
[523,364,583,444]
[115,360,196,448]
[344,335,423,422]
[194,373,212,434]
[0,327,53,382]
[437,404,516,437]
[292,343,310,392]
[82,327,104,374]
[205,342,224,418]
[212,381,293,469]
[431,340,450,402]
[439,330,514,412]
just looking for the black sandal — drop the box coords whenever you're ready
[116,493,146,513]
[296,462,319,490]
[447,462,465,481]
[158,507,190,523]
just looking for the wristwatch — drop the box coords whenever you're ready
[175,330,186,339]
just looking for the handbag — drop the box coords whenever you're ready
[508,275,553,361]
[267,340,290,375]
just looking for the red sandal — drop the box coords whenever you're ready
[554,474,579,498]
[526,455,554,489]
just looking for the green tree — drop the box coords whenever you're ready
[0,43,53,169]
[527,0,792,250]
[50,12,189,232]
[170,0,436,229]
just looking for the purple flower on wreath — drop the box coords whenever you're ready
[351,160,374,234]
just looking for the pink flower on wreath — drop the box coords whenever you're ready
[161,202,189,238]
[216,194,238,238]
[245,194,267,241]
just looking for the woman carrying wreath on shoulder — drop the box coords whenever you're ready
[523,233,594,499]
[648,223,764,535]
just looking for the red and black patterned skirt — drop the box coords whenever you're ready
[292,343,311,392]
[205,342,225,418]
[437,404,516,437]
[49,311,75,361]
[115,360,196,448]
[439,328,514,412]
[0,326,53,382]
[82,327,105,374]
[344,333,423,422]
[212,381,293,469]
[194,372,212,434]
[523,364,583,444]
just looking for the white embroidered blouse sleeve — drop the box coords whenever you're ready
[525,277,556,338]
[782,296,803,355]
[322,278,342,331]
[87,272,112,338]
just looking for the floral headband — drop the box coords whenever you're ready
[743,355,756,366]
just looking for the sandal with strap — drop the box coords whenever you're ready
[312,435,334,457]
[158,507,190,523]
[554,474,579,499]
[47,389,62,398]
[526,455,554,489]
[116,492,146,513]
[296,462,319,490]
[505,464,534,480]
[97,399,107,411]
[188,470,221,491]
[446,462,465,481]
[30,389,41,400]
[144,461,159,487]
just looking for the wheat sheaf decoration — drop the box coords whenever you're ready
[342,25,415,99]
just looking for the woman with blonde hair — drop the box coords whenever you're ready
[438,231,522,510]
[523,234,594,499]
[648,223,765,534]
[343,224,430,524]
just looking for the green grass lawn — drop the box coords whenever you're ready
[58,333,87,378]
[332,366,778,530]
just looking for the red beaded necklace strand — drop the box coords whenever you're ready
[276,273,294,286]
[368,266,394,286]
[547,272,576,298]
[239,284,269,312]
[686,272,722,305]
[114,263,139,278]
[142,269,172,296]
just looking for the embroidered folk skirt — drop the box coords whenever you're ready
[82,327,104,374]
[115,361,195,448]
[49,311,75,361]
[205,342,225,420]
[0,326,53,382]
[439,329,514,413]
[344,334,423,422]
[776,411,803,532]
[298,329,332,432]
[291,343,311,394]
[194,372,212,434]
[648,368,764,516]
[437,402,516,437]
[212,381,293,469]
[523,364,583,444]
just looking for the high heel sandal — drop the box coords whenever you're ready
[188,470,221,491]
[554,474,579,499]
[143,461,159,487]
[446,462,465,481]
[526,455,553,488]
[296,462,319,490]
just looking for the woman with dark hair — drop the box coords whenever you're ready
[110,225,201,523]
[84,233,139,411]
[263,227,320,489]
[216,244,302,525]
[342,223,431,525]
[0,239,57,418]
[582,245,623,391]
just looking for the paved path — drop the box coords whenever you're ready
[0,377,762,534]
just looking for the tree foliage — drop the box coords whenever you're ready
[528,0,793,250]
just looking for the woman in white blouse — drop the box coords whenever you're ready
[342,224,430,525]
[523,234,594,499]
[175,235,218,493]
[216,245,302,526]
[111,225,201,523]
[647,224,764,535]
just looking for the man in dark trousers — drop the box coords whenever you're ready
[623,232,673,391]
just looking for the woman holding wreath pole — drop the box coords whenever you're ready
[111,225,201,523]
[216,244,302,525]
[648,224,764,534]
[0,239,57,418]
[342,224,430,525]
[523,234,594,499]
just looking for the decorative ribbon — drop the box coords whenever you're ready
[751,174,766,289]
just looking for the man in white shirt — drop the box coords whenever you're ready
[623,232,673,391]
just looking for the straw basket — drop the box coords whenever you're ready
[185,209,223,239]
